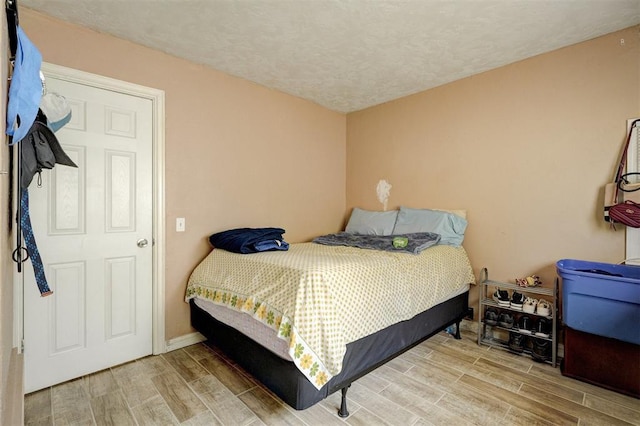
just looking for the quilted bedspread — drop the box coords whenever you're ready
[185,242,474,390]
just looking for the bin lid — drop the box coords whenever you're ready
[557,259,640,282]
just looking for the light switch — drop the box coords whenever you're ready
[176,217,186,232]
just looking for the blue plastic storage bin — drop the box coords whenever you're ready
[556,259,640,345]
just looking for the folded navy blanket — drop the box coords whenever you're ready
[312,232,441,254]
[209,227,289,254]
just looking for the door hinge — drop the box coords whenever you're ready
[21,339,24,353]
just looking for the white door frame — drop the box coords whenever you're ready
[625,118,640,264]
[14,63,166,356]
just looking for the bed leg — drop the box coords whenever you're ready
[338,385,350,418]
[454,320,462,339]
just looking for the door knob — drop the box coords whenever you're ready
[137,238,149,248]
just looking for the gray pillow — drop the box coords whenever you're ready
[345,208,399,236]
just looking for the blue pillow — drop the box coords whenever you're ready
[392,207,467,246]
[345,208,398,236]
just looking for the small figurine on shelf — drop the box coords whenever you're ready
[515,275,542,288]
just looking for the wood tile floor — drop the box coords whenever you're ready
[24,330,640,425]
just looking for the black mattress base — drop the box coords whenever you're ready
[190,290,469,411]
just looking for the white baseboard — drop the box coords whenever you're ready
[165,332,207,352]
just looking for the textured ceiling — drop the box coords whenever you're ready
[20,0,640,113]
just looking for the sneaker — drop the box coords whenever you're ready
[484,308,499,326]
[493,289,510,307]
[498,312,515,329]
[510,291,525,310]
[522,297,538,314]
[508,332,525,353]
[536,299,551,317]
[531,337,550,362]
[517,315,533,334]
[534,317,551,338]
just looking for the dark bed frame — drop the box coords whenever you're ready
[190,290,470,417]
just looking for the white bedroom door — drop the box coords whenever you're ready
[23,76,154,392]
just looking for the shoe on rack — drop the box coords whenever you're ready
[531,337,550,362]
[498,312,515,329]
[523,334,534,353]
[493,289,511,307]
[508,331,525,353]
[534,317,551,338]
[517,315,533,334]
[485,308,499,326]
[536,299,551,317]
[510,291,525,310]
[522,297,538,314]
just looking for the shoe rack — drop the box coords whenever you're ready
[477,267,558,367]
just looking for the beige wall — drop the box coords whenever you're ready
[1,11,23,425]
[2,5,635,420]
[20,9,347,340]
[9,9,639,363]
[347,26,640,311]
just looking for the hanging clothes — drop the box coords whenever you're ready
[5,16,76,296]
[19,189,51,296]
[6,26,43,144]
[16,110,77,296]
[21,109,77,189]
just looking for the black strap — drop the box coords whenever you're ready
[6,0,22,270]
[618,172,640,192]
[5,0,18,60]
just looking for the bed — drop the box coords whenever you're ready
[186,207,475,416]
